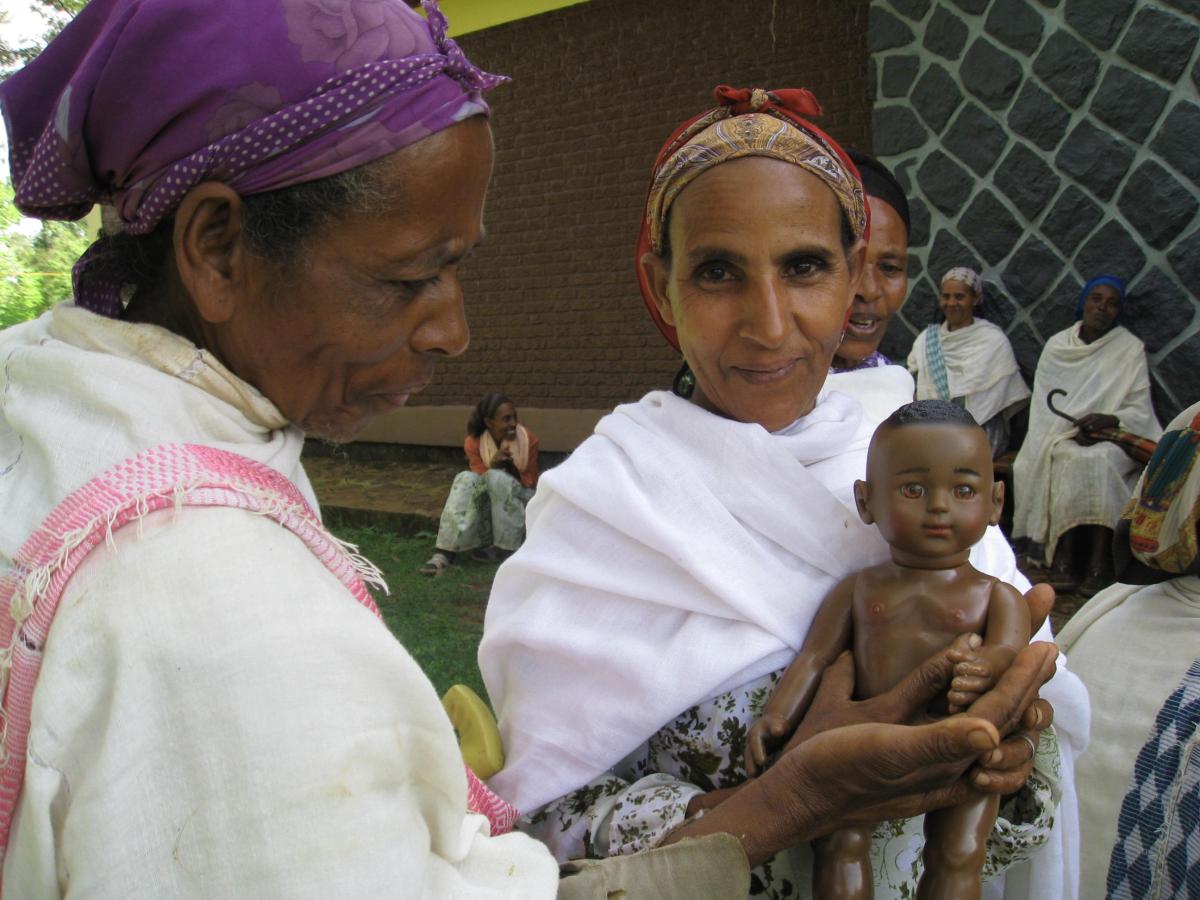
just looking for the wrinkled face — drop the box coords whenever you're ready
[642,157,864,433]
[836,195,908,366]
[1080,283,1121,340]
[855,423,1002,568]
[939,278,978,331]
[220,118,494,442]
[485,401,518,443]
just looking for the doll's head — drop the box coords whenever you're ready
[854,400,1004,568]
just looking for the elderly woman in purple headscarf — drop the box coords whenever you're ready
[0,3,1066,897]
[0,1,570,895]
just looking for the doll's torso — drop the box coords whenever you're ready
[850,561,998,701]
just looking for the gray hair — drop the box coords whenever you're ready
[100,158,398,306]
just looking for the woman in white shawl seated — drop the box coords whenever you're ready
[1012,276,1163,597]
[480,86,1088,900]
[1058,400,1200,899]
[907,268,1030,458]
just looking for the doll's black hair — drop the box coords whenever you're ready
[883,399,979,429]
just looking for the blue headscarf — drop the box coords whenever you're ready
[1074,275,1127,321]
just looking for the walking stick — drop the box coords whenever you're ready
[1045,389,1157,464]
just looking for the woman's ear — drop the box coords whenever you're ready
[854,479,874,524]
[172,182,253,325]
[640,251,675,327]
[989,480,1005,526]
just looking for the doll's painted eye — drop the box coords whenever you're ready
[954,484,976,499]
[900,483,924,499]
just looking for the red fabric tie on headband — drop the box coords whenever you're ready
[712,85,823,120]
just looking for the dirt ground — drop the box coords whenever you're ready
[306,451,1090,633]
[305,453,458,533]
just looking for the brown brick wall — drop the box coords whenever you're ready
[416,0,872,410]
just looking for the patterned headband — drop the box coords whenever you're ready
[643,87,867,255]
[636,86,867,350]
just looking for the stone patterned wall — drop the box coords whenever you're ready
[870,0,1200,423]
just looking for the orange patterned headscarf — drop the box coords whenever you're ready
[636,86,868,350]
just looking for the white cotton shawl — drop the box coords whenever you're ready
[907,319,1030,424]
[0,305,558,898]
[1057,575,1200,900]
[1012,323,1163,555]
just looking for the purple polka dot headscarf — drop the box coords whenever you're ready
[0,0,505,316]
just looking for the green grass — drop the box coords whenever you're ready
[330,523,499,702]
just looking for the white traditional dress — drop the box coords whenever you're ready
[481,365,1089,900]
[1012,323,1162,565]
[907,318,1030,455]
[0,305,558,898]
[1059,400,1200,900]
[1060,576,1200,899]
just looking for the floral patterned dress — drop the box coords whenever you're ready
[522,668,1061,900]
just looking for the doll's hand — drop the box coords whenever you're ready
[945,633,983,712]
[946,635,1016,713]
[948,641,1018,713]
[746,714,793,777]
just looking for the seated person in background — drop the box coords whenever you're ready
[420,393,539,574]
[1059,400,1200,899]
[1012,276,1162,597]
[745,400,1029,900]
[907,267,1030,458]
[830,150,909,373]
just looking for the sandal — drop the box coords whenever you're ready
[419,551,452,576]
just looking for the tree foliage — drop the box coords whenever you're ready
[1,0,87,75]
[0,182,92,329]
[1,1,90,328]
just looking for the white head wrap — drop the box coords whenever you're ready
[941,266,982,295]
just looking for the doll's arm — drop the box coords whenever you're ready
[947,581,1030,713]
[745,576,855,776]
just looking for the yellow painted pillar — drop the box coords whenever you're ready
[430,0,590,37]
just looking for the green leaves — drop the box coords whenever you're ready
[1,1,87,77]
[0,180,91,328]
